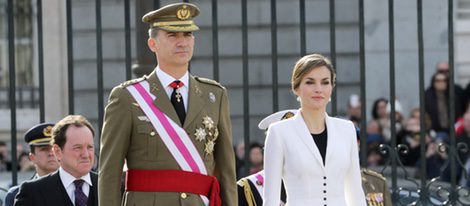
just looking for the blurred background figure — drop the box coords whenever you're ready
[425,71,465,141]
[458,111,470,187]
[370,98,388,139]
[0,141,8,172]
[372,98,389,124]
[397,115,425,166]
[365,120,385,166]
[381,99,404,144]
[435,60,467,110]
[238,142,264,178]
[347,94,362,127]
[235,141,245,179]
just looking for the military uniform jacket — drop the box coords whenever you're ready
[237,172,286,206]
[361,169,392,206]
[99,70,237,206]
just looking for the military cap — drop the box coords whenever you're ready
[142,2,200,32]
[258,109,297,130]
[24,123,54,146]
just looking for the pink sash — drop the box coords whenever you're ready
[126,80,209,205]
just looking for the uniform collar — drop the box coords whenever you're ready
[155,65,189,89]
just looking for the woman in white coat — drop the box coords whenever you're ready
[263,54,366,206]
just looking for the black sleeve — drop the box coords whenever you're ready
[5,186,19,206]
[237,184,248,206]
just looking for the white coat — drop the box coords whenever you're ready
[263,110,367,206]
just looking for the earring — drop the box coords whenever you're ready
[329,98,331,102]
[296,96,301,102]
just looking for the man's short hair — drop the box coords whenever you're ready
[51,115,95,149]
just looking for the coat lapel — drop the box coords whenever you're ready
[146,71,182,126]
[324,114,335,168]
[89,172,98,206]
[183,76,206,128]
[293,111,326,170]
[43,171,73,206]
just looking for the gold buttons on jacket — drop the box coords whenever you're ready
[150,131,156,136]
[181,193,187,199]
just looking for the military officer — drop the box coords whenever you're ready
[5,123,59,206]
[99,2,236,206]
[355,127,392,206]
[361,169,392,206]
[237,110,294,206]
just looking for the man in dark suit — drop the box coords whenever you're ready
[5,123,60,206]
[15,115,98,206]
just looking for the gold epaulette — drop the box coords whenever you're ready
[195,76,224,89]
[119,76,147,88]
[237,178,257,206]
[362,168,386,181]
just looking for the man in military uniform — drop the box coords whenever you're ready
[99,2,236,206]
[361,169,392,206]
[5,123,59,206]
[237,110,294,206]
[355,128,392,206]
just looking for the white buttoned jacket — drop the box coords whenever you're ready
[263,110,367,206]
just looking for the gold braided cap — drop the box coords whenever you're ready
[29,137,52,145]
[142,3,200,32]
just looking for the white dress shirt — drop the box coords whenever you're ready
[156,66,189,112]
[58,167,92,205]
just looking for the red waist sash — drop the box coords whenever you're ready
[126,169,221,206]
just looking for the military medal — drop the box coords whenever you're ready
[213,128,219,139]
[205,140,215,154]
[138,116,150,122]
[194,128,207,141]
[209,92,216,103]
[151,83,158,92]
[197,116,218,154]
[175,91,182,103]
[202,116,214,130]
[375,193,384,205]
[194,85,202,96]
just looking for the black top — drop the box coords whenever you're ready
[311,127,327,166]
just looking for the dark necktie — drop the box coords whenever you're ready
[169,80,186,125]
[73,179,87,206]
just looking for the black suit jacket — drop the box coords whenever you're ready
[14,171,98,206]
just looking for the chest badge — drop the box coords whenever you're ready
[196,116,219,155]
[194,128,207,141]
[209,92,216,103]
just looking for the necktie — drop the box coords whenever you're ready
[73,179,87,206]
[169,80,186,125]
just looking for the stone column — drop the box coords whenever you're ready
[132,0,156,77]
[43,0,68,122]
